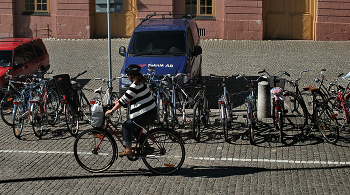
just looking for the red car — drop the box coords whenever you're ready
[0,37,50,87]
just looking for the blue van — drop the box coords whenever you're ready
[118,13,202,93]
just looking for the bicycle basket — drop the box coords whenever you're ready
[267,77,286,90]
[91,103,104,128]
[53,74,72,99]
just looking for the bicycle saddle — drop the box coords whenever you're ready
[94,87,102,94]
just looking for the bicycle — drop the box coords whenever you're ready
[331,72,350,128]
[161,73,194,130]
[0,73,27,126]
[29,77,60,138]
[210,74,238,142]
[191,78,210,142]
[93,76,123,125]
[73,103,185,175]
[259,69,290,143]
[54,71,91,136]
[236,74,263,145]
[282,70,310,138]
[12,80,39,139]
[302,69,340,144]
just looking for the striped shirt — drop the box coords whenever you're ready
[118,82,156,119]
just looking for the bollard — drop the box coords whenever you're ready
[258,81,271,119]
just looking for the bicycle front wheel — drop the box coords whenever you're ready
[247,102,256,145]
[317,103,339,144]
[277,111,284,143]
[46,90,60,126]
[141,128,185,175]
[74,129,117,173]
[31,103,44,138]
[220,103,230,142]
[13,104,24,139]
[192,101,203,142]
[65,103,79,136]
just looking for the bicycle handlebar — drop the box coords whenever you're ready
[258,69,290,78]
[210,74,239,79]
[71,70,87,80]
[285,70,309,85]
[236,74,264,83]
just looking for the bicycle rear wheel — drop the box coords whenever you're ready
[74,129,117,173]
[317,103,339,144]
[31,103,44,138]
[141,128,185,175]
[1,91,20,126]
[65,103,79,136]
[13,104,24,139]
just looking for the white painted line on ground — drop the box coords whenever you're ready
[1,150,349,165]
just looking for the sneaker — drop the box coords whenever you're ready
[118,150,133,157]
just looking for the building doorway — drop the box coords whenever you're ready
[263,0,316,40]
[93,0,136,38]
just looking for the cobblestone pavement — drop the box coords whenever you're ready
[0,39,349,194]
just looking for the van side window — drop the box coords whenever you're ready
[32,40,47,57]
[188,28,194,52]
[14,48,26,65]
[23,44,37,62]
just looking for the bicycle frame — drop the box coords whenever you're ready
[95,113,161,158]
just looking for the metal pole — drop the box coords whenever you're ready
[107,0,112,88]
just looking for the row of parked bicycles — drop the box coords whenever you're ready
[1,68,349,145]
[1,67,350,174]
[143,67,349,146]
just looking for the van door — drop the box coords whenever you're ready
[188,25,202,79]
[22,44,39,75]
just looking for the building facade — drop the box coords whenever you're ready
[0,0,349,41]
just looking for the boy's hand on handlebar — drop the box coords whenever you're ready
[105,109,113,116]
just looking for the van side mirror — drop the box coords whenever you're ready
[119,46,126,57]
[191,45,202,56]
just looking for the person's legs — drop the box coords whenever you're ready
[120,108,157,156]
[120,119,140,156]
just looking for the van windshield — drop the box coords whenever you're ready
[0,51,12,67]
[128,31,186,56]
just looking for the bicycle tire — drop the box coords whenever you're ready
[247,101,256,145]
[317,101,340,144]
[31,103,44,138]
[1,91,20,126]
[192,101,203,142]
[74,129,117,173]
[13,104,24,139]
[278,111,284,143]
[220,103,230,142]
[284,91,308,131]
[65,103,79,136]
[203,96,210,128]
[46,90,60,126]
[141,128,185,175]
